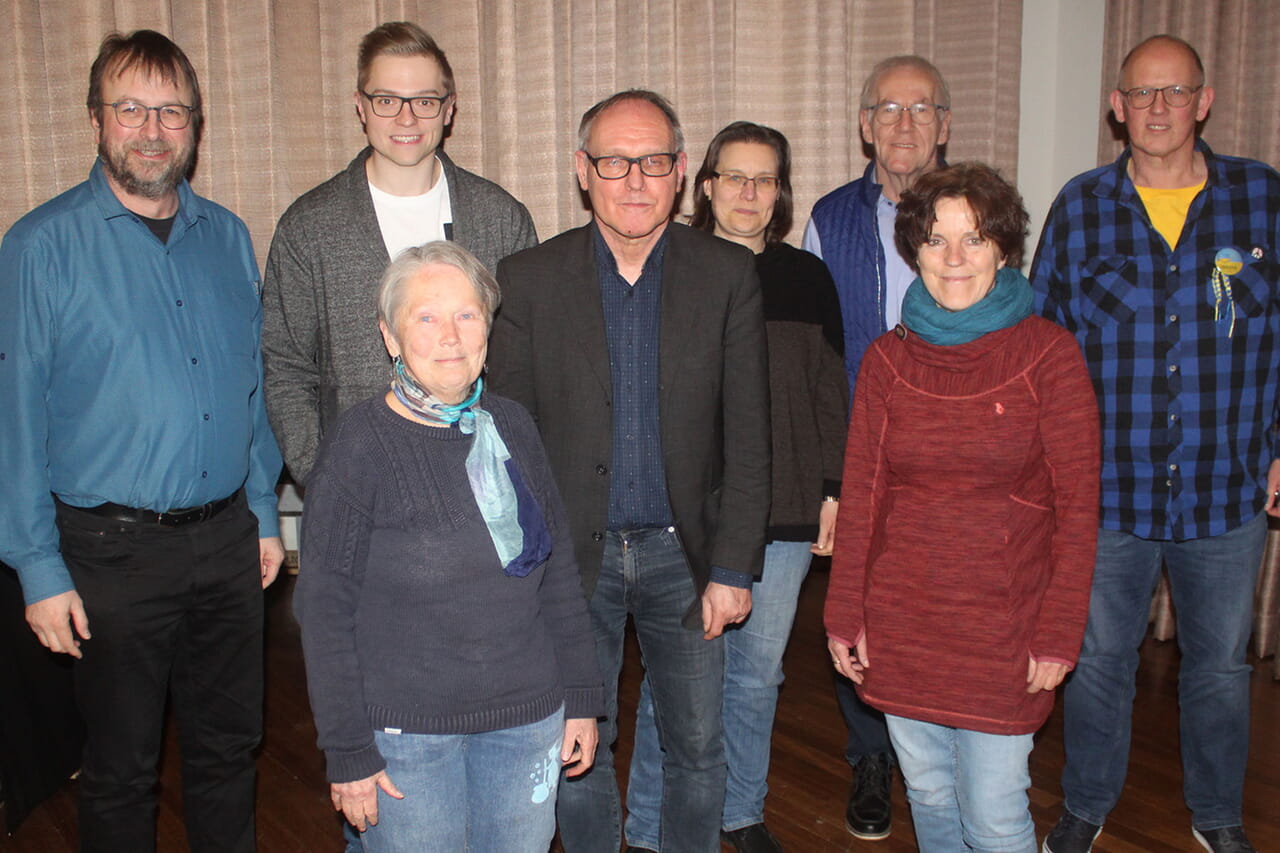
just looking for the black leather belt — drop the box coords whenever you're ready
[73,491,239,527]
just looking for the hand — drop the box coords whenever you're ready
[561,717,599,777]
[26,589,90,659]
[811,500,839,556]
[701,582,752,639]
[259,537,285,588]
[330,770,403,831]
[1266,459,1280,518]
[828,635,867,684]
[1026,655,1070,693]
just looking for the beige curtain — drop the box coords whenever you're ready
[1100,0,1280,169]
[0,0,1021,263]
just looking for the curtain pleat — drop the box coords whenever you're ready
[1,0,1021,260]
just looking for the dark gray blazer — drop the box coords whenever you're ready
[262,147,536,481]
[489,222,771,601]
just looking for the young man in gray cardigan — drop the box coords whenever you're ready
[262,22,536,482]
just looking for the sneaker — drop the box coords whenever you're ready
[1042,811,1102,853]
[1193,826,1257,853]
[845,753,892,840]
[721,823,784,853]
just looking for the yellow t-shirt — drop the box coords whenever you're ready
[1135,180,1206,249]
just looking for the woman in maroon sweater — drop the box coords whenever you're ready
[824,163,1100,853]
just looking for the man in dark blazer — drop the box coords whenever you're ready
[488,90,770,853]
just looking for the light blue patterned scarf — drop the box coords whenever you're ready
[391,358,542,574]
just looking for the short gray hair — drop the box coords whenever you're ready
[577,89,684,154]
[860,55,950,109]
[377,241,501,334]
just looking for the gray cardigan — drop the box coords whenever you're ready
[261,148,537,481]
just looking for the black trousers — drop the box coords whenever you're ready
[55,494,263,853]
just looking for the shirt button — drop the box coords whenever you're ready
[191,357,198,365]
[1166,479,1173,487]
[1169,364,1178,373]
[1168,314,1177,322]
[1169,463,1179,472]
[203,413,210,421]
[592,531,603,542]
[595,464,608,475]
[176,299,183,307]
[201,471,208,478]
[1169,264,1178,272]
[1169,413,1178,422]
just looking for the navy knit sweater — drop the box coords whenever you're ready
[295,393,605,783]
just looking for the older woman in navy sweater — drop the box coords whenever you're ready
[295,242,603,852]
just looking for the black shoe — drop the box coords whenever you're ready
[1193,826,1257,853]
[845,753,891,840]
[721,823,784,853]
[1042,811,1102,853]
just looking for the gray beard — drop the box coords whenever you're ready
[99,141,194,200]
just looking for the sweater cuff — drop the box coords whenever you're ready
[564,686,606,720]
[325,742,387,785]
[709,565,753,588]
[822,479,842,500]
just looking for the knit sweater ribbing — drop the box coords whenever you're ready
[294,394,603,783]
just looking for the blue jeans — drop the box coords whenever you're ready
[556,527,726,853]
[357,707,564,852]
[1061,514,1266,831]
[626,540,811,845]
[885,715,1036,853]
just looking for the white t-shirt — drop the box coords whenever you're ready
[369,159,453,260]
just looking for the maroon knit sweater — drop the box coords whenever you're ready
[824,316,1100,735]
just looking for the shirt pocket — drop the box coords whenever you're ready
[1077,255,1138,326]
[1219,248,1277,320]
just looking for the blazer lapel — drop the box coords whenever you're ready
[564,226,613,397]
[659,225,705,408]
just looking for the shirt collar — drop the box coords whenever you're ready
[1101,137,1220,200]
[590,219,669,282]
[87,158,202,232]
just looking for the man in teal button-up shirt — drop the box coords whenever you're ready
[0,30,281,853]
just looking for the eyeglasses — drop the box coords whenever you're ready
[102,100,195,130]
[582,152,678,179]
[711,172,780,193]
[864,101,949,126]
[360,91,452,120]
[1118,84,1202,109]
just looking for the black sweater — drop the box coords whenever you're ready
[758,243,849,541]
[295,394,604,783]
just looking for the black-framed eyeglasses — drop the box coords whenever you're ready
[864,101,949,126]
[711,172,780,193]
[360,91,452,120]
[102,100,196,130]
[582,152,678,180]
[1118,84,1202,109]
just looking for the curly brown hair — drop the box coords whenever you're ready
[893,162,1029,272]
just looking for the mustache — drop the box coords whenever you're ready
[130,142,173,156]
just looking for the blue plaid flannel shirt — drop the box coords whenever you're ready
[1031,140,1280,541]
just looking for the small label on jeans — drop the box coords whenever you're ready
[383,727,402,735]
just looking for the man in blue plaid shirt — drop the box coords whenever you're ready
[1032,34,1279,853]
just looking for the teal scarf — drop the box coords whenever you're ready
[900,266,1034,346]
[391,362,544,575]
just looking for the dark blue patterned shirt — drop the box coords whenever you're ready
[594,225,674,530]
[1031,141,1280,541]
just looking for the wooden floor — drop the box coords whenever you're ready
[3,565,1278,852]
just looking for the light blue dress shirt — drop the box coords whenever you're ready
[0,160,282,603]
